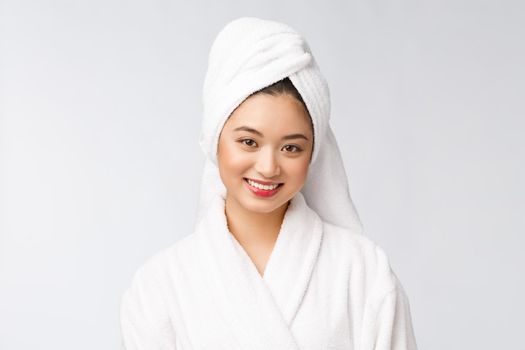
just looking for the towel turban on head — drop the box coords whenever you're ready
[197,16,363,235]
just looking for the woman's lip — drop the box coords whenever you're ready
[244,177,283,185]
[243,178,283,197]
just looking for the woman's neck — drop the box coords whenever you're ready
[224,195,290,249]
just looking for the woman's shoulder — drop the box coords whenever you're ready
[322,221,399,294]
[126,233,199,286]
[322,221,389,261]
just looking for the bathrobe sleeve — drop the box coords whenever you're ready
[120,262,177,350]
[373,275,418,350]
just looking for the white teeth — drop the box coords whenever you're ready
[246,179,280,190]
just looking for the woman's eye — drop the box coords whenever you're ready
[240,139,257,147]
[284,145,302,153]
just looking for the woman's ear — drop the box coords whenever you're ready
[216,132,224,157]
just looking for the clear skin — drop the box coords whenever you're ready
[217,93,313,277]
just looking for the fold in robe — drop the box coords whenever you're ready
[120,192,418,349]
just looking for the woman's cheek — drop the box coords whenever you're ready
[292,158,310,182]
[224,145,251,175]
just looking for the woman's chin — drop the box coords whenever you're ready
[242,196,292,215]
[225,184,297,215]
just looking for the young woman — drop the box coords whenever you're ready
[120,17,418,350]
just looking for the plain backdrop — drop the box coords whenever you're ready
[1,0,524,349]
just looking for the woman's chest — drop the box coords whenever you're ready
[164,255,361,350]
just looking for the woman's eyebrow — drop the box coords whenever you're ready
[233,126,309,141]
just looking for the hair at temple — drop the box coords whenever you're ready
[251,77,309,117]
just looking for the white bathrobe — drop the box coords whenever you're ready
[121,16,418,350]
[120,191,418,350]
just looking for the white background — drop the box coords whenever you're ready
[1,0,524,349]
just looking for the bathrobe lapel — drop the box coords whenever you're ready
[194,191,323,350]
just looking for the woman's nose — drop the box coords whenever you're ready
[254,148,280,178]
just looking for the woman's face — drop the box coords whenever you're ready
[217,92,313,215]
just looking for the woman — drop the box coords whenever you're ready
[120,17,418,350]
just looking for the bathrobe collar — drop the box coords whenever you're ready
[194,191,323,350]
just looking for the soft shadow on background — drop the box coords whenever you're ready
[0,1,523,349]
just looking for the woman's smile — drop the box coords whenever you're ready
[243,177,284,198]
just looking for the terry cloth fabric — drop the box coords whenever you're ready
[121,191,418,350]
[120,16,418,350]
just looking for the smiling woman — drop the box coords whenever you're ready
[120,16,418,350]
[217,81,315,273]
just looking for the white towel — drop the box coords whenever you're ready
[197,16,363,235]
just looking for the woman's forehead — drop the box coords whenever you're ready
[224,93,312,133]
